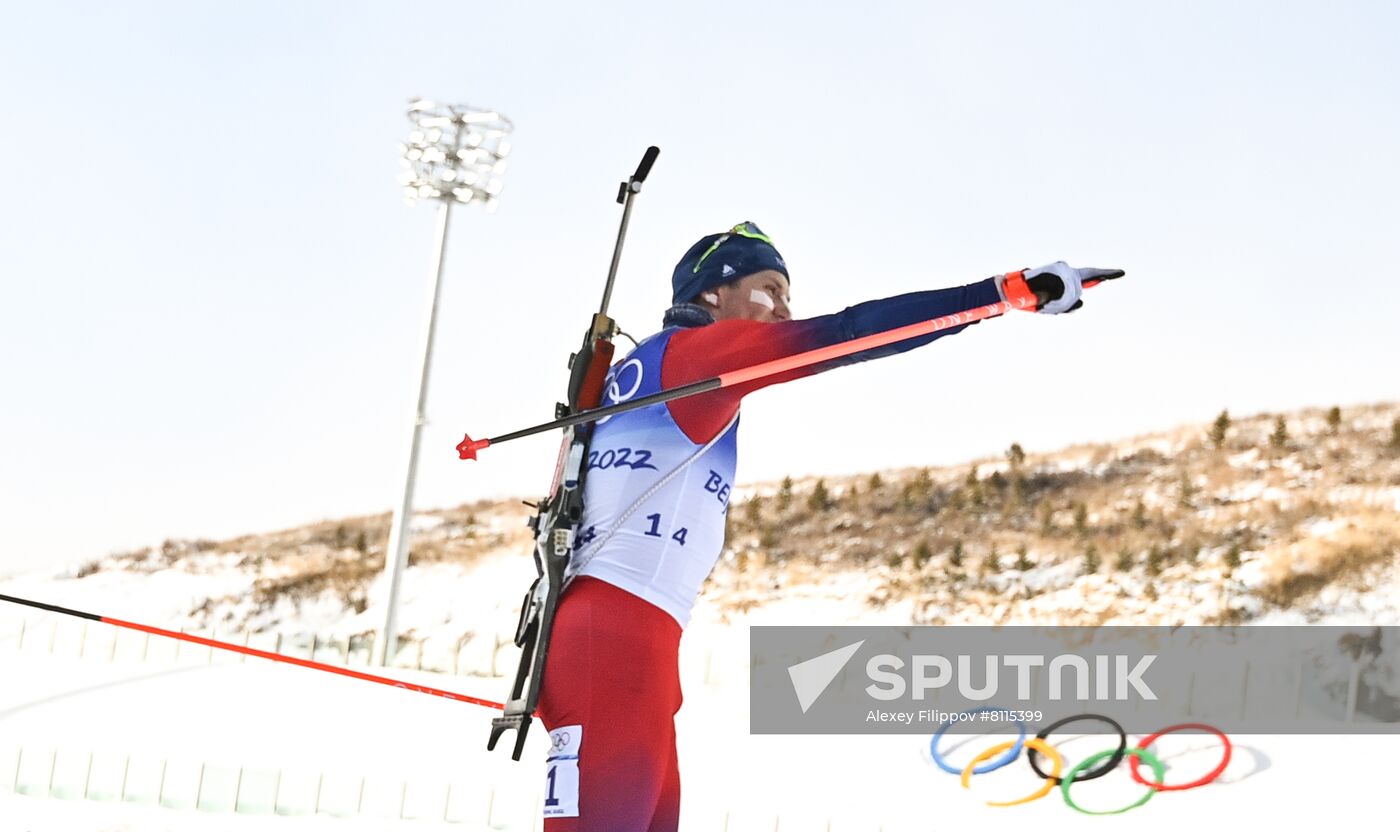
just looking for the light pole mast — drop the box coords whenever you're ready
[375,98,513,667]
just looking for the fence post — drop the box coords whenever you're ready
[1346,661,1362,722]
[1238,660,1251,721]
[81,751,93,799]
[1293,654,1305,718]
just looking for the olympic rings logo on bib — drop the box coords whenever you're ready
[598,359,643,426]
[927,709,1233,815]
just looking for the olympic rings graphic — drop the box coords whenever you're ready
[607,359,644,404]
[929,707,1027,775]
[598,358,644,426]
[1129,723,1232,791]
[961,738,1062,807]
[1028,713,1126,785]
[1062,747,1166,815]
[927,711,1232,815]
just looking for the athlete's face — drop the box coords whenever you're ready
[708,270,792,323]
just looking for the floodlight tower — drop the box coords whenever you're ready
[375,98,513,667]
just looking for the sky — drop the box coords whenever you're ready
[1,0,1398,576]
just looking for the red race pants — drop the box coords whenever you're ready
[537,576,684,831]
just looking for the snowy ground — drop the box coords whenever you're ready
[3,595,1398,830]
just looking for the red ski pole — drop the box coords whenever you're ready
[457,273,1120,460]
[0,592,507,711]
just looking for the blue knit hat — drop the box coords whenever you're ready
[671,221,789,305]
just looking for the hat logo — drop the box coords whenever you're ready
[721,264,736,277]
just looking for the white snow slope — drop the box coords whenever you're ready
[2,573,1397,831]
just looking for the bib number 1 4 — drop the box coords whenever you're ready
[644,513,688,546]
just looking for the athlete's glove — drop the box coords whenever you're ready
[997,262,1125,314]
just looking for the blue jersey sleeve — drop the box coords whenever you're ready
[662,277,1003,442]
[790,277,1003,370]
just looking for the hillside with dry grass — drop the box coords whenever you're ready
[711,402,1400,626]
[50,402,1400,639]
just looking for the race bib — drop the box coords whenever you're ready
[543,724,582,819]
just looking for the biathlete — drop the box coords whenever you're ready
[536,221,1124,830]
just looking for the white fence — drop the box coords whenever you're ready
[0,743,542,829]
[0,607,748,689]
[0,609,520,678]
[0,743,859,832]
[0,608,756,829]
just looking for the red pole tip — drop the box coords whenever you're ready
[456,434,490,461]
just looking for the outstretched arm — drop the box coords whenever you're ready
[661,278,1003,442]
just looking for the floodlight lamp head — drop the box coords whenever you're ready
[400,97,513,207]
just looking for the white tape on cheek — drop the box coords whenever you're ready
[749,289,775,310]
